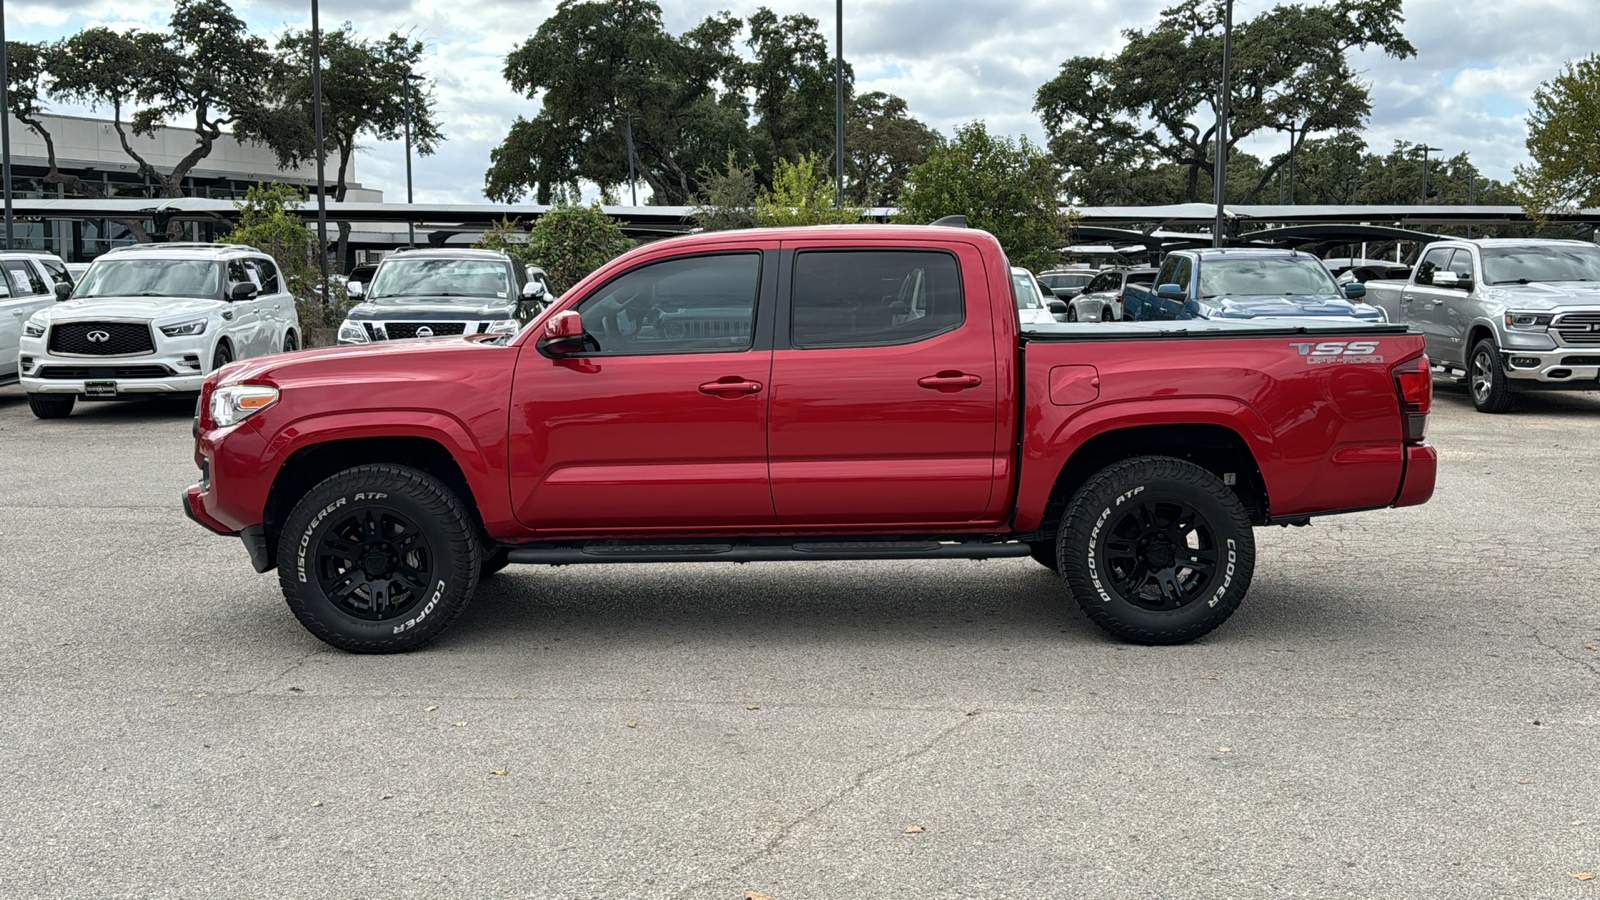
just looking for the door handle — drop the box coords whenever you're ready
[917,372,983,390]
[699,378,762,395]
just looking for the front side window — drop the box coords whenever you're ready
[1416,247,1455,285]
[74,259,222,299]
[575,253,760,355]
[368,258,513,303]
[37,258,71,287]
[1171,256,1194,291]
[791,250,963,348]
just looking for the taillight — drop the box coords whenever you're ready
[1391,355,1431,442]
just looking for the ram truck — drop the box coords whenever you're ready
[1363,238,1600,412]
[1124,248,1384,323]
[184,225,1436,653]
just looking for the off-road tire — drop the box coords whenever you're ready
[1028,541,1059,572]
[1058,456,1254,645]
[278,464,481,653]
[1469,337,1515,413]
[27,394,75,419]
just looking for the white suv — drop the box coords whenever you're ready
[1,251,74,387]
[19,243,301,419]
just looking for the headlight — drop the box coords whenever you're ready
[210,385,279,428]
[23,315,46,338]
[483,319,521,336]
[160,318,208,337]
[1504,311,1554,330]
[337,319,369,343]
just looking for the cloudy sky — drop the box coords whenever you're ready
[6,0,1598,203]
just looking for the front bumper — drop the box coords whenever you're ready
[25,372,205,396]
[20,330,211,396]
[1394,443,1437,508]
[1499,347,1600,386]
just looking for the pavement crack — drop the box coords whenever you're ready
[1529,627,1600,679]
[245,647,323,695]
[671,711,979,900]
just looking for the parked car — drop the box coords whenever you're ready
[19,242,301,419]
[1010,267,1059,326]
[337,249,547,344]
[1071,267,1159,322]
[0,251,74,387]
[1324,257,1414,285]
[185,224,1436,653]
[66,262,92,283]
[1363,238,1600,412]
[1038,268,1097,299]
[1123,249,1384,323]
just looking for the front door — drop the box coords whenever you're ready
[767,242,1001,526]
[1404,247,1463,363]
[508,247,777,531]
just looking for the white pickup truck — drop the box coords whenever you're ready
[1364,238,1600,412]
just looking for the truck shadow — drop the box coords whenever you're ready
[1431,375,1600,416]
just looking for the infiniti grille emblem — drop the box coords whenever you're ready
[416,326,433,337]
[86,330,111,342]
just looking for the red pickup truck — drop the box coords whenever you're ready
[184,225,1436,652]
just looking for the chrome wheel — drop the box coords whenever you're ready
[1471,347,1493,404]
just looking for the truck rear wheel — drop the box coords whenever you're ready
[1469,338,1516,413]
[277,464,481,653]
[1057,456,1254,644]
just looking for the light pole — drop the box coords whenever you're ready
[311,0,329,305]
[622,111,637,207]
[834,0,844,207]
[1,6,13,251]
[1211,0,1233,247]
[402,72,422,247]
[1417,144,1442,205]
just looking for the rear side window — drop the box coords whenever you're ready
[575,252,760,355]
[2,259,48,295]
[247,259,282,294]
[1126,271,1156,287]
[37,258,71,287]
[790,250,963,349]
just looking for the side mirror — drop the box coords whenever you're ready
[1431,271,1460,290]
[229,282,258,302]
[346,281,364,299]
[1046,298,1069,315]
[1156,283,1186,300]
[1343,283,1367,300]
[522,280,547,301]
[54,282,72,301]
[535,310,586,357]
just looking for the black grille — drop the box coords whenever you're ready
[48,322,155,356]
[1554,312,1600,345]
[384,322,467,340]
[35,364,173,379]
[1560,355,1600,366]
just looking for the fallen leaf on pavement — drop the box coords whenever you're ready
[627,720,638,728]
[1218,747,1232,753]
[453,721,467,727]
[490,768,508,776]
[1569,873,1594,881]
[1517,779,1532,785]
[744,705,759,710]
[311,801,323,808]
[904,825,925,834]
[425,705,438,712]
[745,892,774,900]
[1586,644,1597,652]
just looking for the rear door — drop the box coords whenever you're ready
[508,244,778,530]
[766,240,1001,526]
[224,260,266,358]
[1404,247,1460,361]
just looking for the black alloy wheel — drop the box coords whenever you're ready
[279,464,481,652]
[1058,456,1254,644]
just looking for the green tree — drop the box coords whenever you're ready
[218,185,331,338]
[689,152,760,232]
[845,92,939,207]
[487,0,748,205]
[1035,0,1415,204]
[755,153,861,226]
[47,0,279,206]
[740,8,851,181]
[893,122,1069,272]
[524,202,635,294]
[1516,55,1600,219]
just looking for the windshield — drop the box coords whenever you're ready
[1043,273,1093,290]
[1012,273,1044,309]
[73,259,221,299]
[1482,245,1600,285]
[369,258,511,302]
[1198,258,1339,298]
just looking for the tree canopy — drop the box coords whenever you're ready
[893,122,1069,272]
[1035,0,1416,205]
[1515,54,1600,219]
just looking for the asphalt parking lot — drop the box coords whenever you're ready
[1,379,1596,899]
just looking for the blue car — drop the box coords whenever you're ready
[1123,249,1384,323]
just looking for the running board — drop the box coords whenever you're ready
[504,539,1033,566]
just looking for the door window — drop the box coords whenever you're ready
[37,258,71,287]
[575,252,760,355]
[1416,247,1454,285]
[1446,250,1475,282]
[247,259,282,294]
[2,259,48,296]
[790,250,963,348]
[1172,256,1194,292]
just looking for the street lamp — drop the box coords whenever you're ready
[311,0,329,305]
[1,7,13,250]
[1211,0,1233,247]
[834,0,844,208]
[1416,144,1442,205]
[402,72,423,247]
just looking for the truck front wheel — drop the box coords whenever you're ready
[277,464,481,653]
[1469,338,1516,413]
[1057,456,1255,644]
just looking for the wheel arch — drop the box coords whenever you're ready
[259,436,485,573]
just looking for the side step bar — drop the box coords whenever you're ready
[505,539,1033,566]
